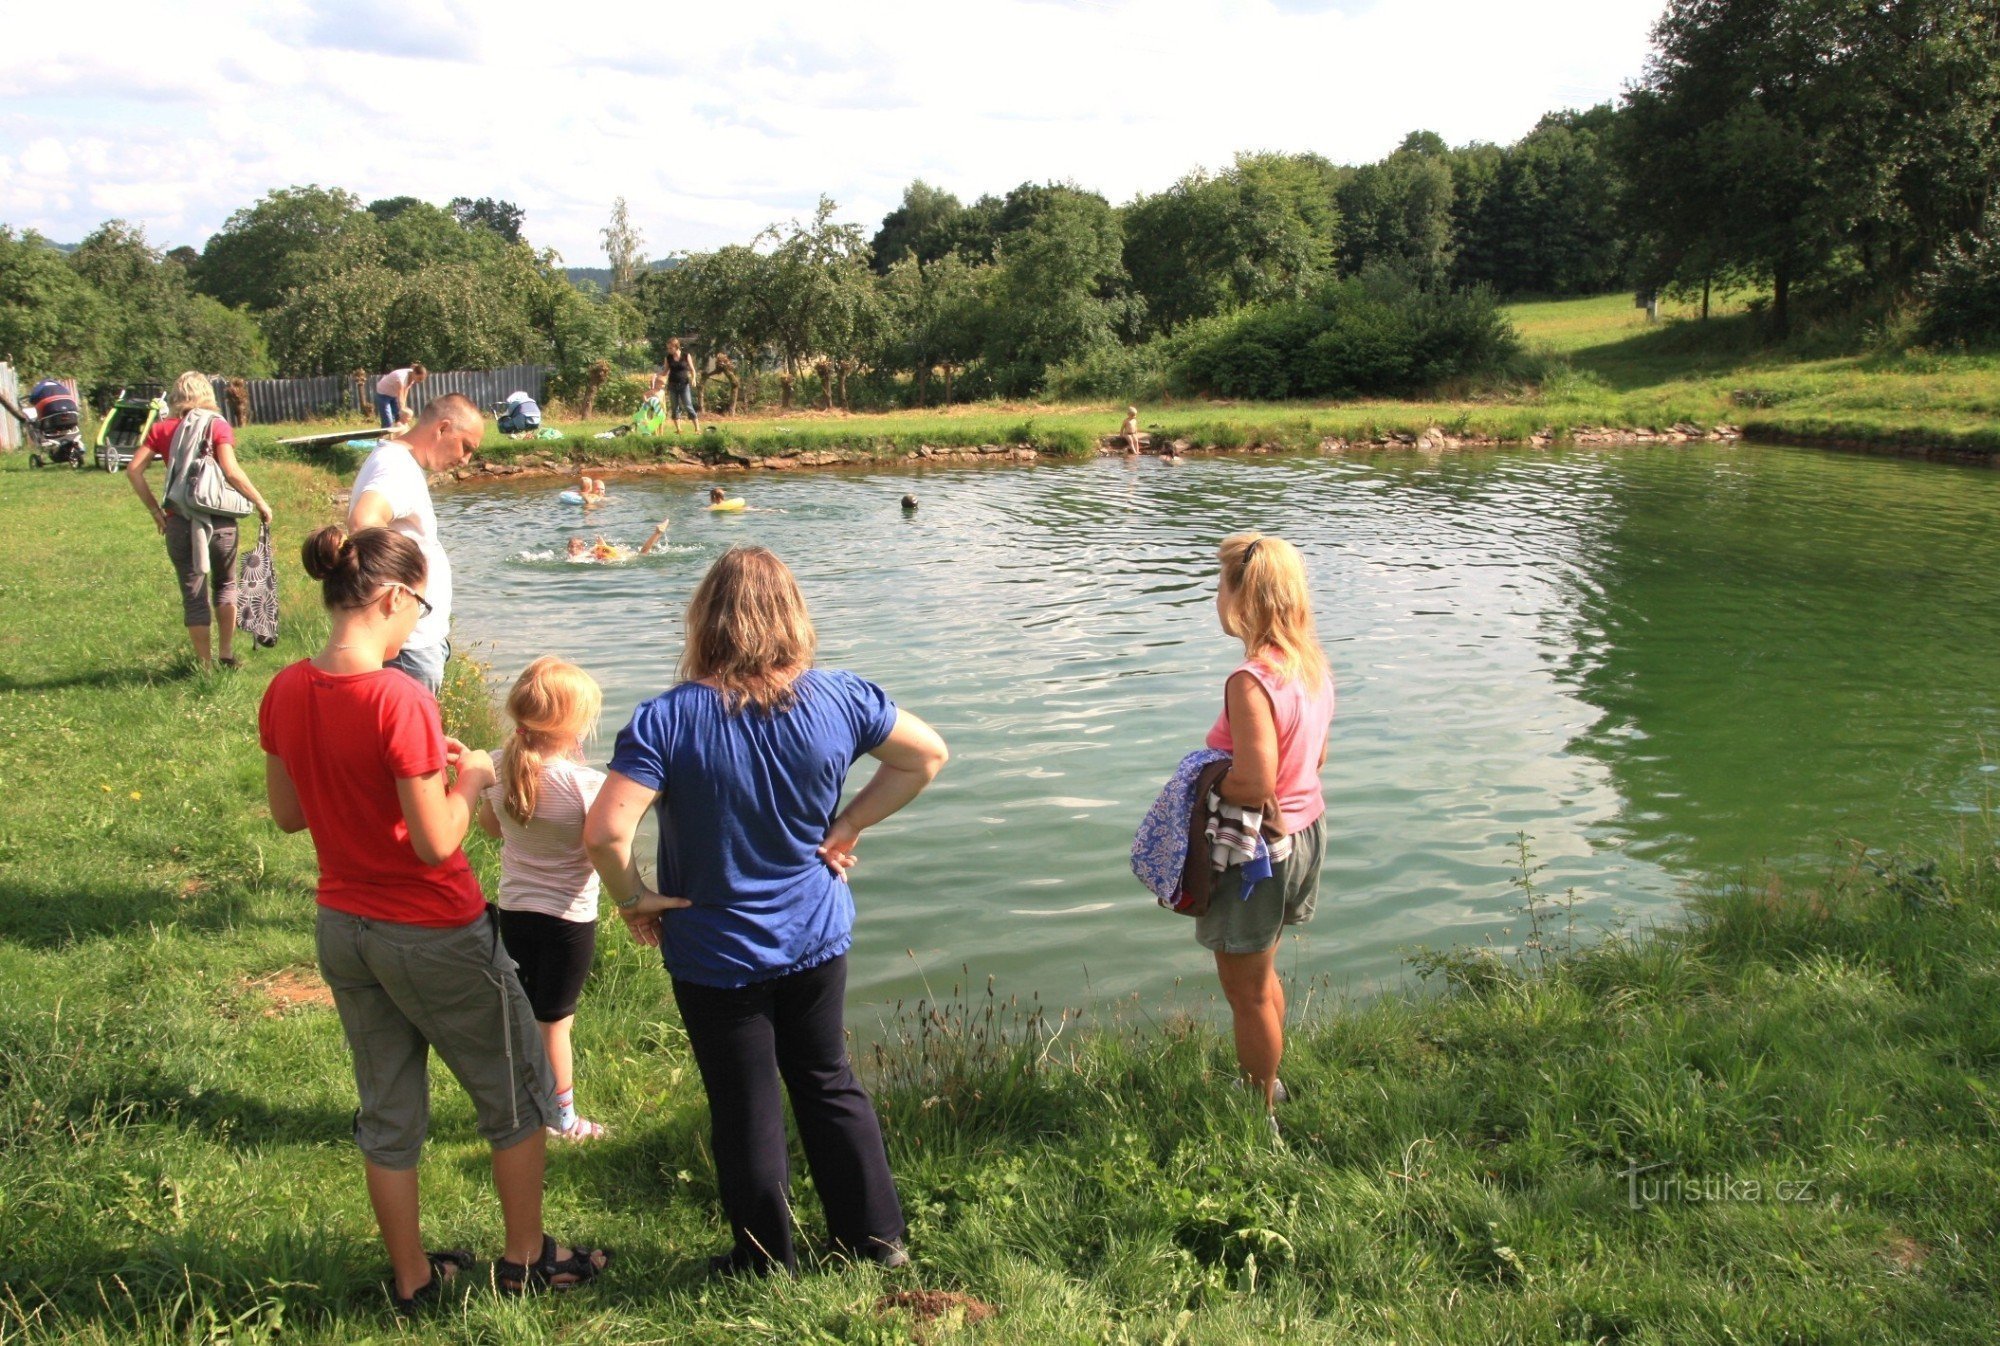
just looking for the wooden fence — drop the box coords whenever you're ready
[2,364,553,430]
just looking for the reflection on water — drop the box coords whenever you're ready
[439,446,2000,1014]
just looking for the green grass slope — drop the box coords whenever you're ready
[0,460,1994,1342]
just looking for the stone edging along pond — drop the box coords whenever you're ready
[436,421,1753,487]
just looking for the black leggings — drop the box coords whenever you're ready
[672,954,903,1272]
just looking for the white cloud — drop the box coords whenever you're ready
[0,0,1662,260]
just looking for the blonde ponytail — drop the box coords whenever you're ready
[1216,532,1330,692]
[499,657,603,824]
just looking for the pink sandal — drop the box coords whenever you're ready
[548,1116,608,1141]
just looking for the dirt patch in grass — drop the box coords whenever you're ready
[1881,1234,1929,1275]
[242,966,334,1016]
[875,1290,997,1339]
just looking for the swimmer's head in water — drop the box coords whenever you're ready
[902,494,918,510]
[566,538,586,558]
[709,487,726,503]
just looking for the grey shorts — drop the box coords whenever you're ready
[1195,815,1326,955]
[163,513,238,627]
[315,906,555,1169]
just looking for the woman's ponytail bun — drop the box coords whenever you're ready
[301,525,352,581]
[302,525,426,610]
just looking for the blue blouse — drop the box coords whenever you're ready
[608,668,898,988]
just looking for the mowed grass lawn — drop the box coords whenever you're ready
[1,456,1997,1343]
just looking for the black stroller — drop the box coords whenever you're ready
[17,379,88,468]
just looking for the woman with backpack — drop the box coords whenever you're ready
[125,371,274,669]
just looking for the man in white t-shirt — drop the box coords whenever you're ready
[348,393,484,693]
[374,364,428,427]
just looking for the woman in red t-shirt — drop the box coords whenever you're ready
[260,525,609,1311]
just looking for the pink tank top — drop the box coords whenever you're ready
[1205,655,1335,834]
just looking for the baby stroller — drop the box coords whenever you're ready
[24,379,87,468]
[94,391,163,472]
[495,391,542,435]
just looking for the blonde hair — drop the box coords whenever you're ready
[169,371,218,414]
[680,546,816,713]
[1216,532,1330,691]
[500,657,603,824]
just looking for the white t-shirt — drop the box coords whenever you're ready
[376,368,417,398]
[481,756,607,922]
[351,441,451,652]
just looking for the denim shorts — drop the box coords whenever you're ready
[316,906,555,1168]
[387,638,449,696]
[1194,815,1326,955]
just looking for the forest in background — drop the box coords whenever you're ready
[1,0,1995,412]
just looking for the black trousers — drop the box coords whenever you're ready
[672,953,904,1272]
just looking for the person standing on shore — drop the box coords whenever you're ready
[478,657,612,1143]
[347,394,484,694]
[663,338,700,434]
[262,525,609,1311]
[375,364,429,428]
[1197,533,1334,1116]
[584,546,948,1277]
[124,371,275,670]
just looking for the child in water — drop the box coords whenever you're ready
[565,520,670,563]
[477,658,611,1142]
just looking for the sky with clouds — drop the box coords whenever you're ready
[1,0,1665,267]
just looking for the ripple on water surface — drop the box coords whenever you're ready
[439,447,2000,1015]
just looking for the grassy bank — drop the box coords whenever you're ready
[2,460,1997,1343]
[219,292,2000,475]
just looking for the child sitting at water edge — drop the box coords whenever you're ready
[564,520,671,563]
[478,657,612,1142]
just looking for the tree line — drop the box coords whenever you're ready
[2,0,1995,407]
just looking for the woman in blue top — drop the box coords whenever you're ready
[584,545,948,1276]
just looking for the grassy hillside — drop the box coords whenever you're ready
[0,459,1996,1342]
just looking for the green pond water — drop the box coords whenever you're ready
[439,444,2000,1019]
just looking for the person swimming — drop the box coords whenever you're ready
[565,520,670,563]
[901,494,918,512]
[706,486,748,512]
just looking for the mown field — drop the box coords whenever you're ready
[1,453,1997,1343]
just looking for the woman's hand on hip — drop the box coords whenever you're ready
[816,816,861,880]
[619,889,688,946]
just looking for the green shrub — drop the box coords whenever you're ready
[1170,268,1519,398]
[1045,340,1172,401]
[594,374,651,417]
[1918,206,2000,347]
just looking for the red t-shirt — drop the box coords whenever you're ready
[258,661,486,927]
[143,415,235,454]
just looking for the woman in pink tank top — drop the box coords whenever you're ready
[1198,532,1334,1117]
